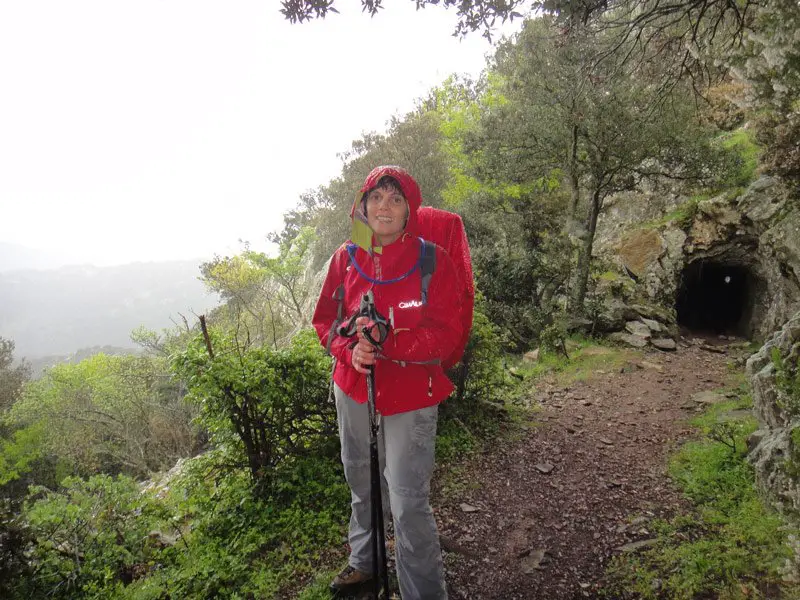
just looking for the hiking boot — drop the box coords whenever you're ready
[330,564,372,596]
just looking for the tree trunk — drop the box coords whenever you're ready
[568,188,602,314]
[568,123,580,219]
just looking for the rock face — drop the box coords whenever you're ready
[746,312,800,515]
[593,176,800,341]
[618,229,664,279]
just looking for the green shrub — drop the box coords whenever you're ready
[133,453,349,599]
[0,498,31,599]
[172,328,336,497]
[674,197,700,230]
[6,450,350,600]
[772,346,800,417]
[539,322,568,356]
[443,302,520,429]
[11,474,176,600]
[4,354,195,484]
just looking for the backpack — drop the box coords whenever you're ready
[416,207,474,370]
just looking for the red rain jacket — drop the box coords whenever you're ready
[312,166,463,415]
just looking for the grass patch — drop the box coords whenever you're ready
[604,385,799,599]
[719,128,761,188]
[513,336,640,387]
[599,270,623,281]
[436,415,480,463]
[689,392,753,430]
[296,571,338,600]
[637,194,707,231]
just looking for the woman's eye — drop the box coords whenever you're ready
[392,197,403,205]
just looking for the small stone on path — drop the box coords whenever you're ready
[639,360,664,372]
[519,548,548,574]
[691,391,726,405]
[616,539,659,553]
[651,338,677,351]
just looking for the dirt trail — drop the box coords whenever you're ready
[434,339,736,599]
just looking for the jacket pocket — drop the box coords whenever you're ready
[390,300,423,331]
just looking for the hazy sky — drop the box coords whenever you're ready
[0,1,519,267]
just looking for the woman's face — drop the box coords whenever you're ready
[366,185,408,246]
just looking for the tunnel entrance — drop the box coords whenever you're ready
[676,260,758,338]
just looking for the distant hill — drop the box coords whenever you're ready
[0,261,220,359]
[0,241,84,272]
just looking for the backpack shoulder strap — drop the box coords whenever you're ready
[419,239,436,305]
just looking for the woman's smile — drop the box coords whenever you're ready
[366,187,408,245]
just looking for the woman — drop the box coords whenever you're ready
[312,166,462,599]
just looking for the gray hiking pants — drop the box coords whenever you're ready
[335,384,447,600]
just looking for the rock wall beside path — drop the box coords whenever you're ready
[747,311,800,516]
[593,175,800,342]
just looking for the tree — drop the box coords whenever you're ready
[0,338,29,416]
[472,16,726,312]
[461,184,572,347]
[731,0,800,185]
[280,0,527,38]
[6,354,196,480]
[279,0,765,48]
[246,226,317,332]
[201,251,286,349]
[201,227,318,349]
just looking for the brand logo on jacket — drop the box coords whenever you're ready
[398,300,423,309]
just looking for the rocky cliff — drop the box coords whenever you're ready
[592,175,800,344]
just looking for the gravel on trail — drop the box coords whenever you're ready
[434,339,734,600]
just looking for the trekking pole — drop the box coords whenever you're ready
[358,291,391,600]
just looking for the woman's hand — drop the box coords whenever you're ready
[351,317,377,374]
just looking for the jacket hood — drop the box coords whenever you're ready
[350,166,421,249]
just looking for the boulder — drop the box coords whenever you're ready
[618,229,664,279]
[625,320,652,338]
[640,318,662,333]
[650,338,677,351]
[736,176,784,223]
[630,304,675,325]
[564,317,594,332]
[609,332,649,348]
[594,297,631,332]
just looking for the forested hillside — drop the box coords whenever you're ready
[1,0,798,598]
